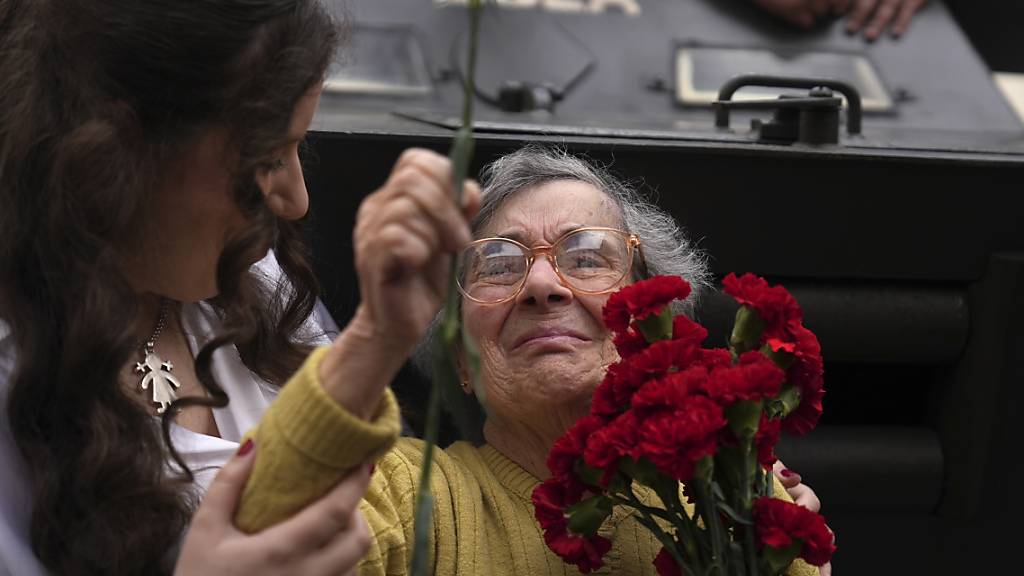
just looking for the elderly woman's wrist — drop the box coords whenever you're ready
[318,308,409,419]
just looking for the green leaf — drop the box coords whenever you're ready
[638,307,674,342]
[566,495,614,536]
[715,500,753,526]
[762,541,802,576]
[759,344,795,370]
[620,457,665,488]
[710,480,726,502]
[730,305,764,354]
[632,514,691,570]
[575,460,605,489]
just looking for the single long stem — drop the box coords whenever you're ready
[740,440,759,576]
[409,3,481,576]
[692,479,727,575]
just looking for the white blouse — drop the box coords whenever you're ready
[0,252,338,575]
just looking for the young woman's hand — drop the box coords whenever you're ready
[773,459,821,513]
[772,460,832,576]
[174,441,372,576]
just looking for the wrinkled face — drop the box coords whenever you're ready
[123,86,322,301]
[462,180,625,425]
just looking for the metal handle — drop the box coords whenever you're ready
[713,74,863,135]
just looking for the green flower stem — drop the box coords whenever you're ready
[409,3,481,576]
[607,493,690,570]
[607,492,676,523]
[740,438,759,576]
[691,479,727,575]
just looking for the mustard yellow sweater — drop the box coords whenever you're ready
[236,347,816,576]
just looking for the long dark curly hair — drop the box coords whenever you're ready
[0,1,340,573]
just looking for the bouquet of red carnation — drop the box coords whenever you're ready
[532,274,835,575]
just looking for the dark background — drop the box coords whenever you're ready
[945,0,1024,73]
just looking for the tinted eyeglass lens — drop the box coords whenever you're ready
[457,240,528,302]
[555,229,630,292]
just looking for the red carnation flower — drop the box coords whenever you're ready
[697,348,733,371]
[631,338,685,377]
[755,414,782,469]
[583,411,642,484]
[594,360,646,415]
[752,498,836,567]
[672,315,708,346]
[590,376,623,418]
[532,479,612,573]
[613,328,649,359]
[701,351,785,405]
[547,415,606,478]
[594,337,714,419]
[543,527,612,574]
[782,322,825,436]
[722,273,802,340]
[653,547,682,576]
[766,338,796,355]
[532,477,576,529]
[783,384,824,437]
[603,276,691,334]
[637,396,726,481]
[632,365,710,415]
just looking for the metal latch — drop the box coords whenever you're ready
[712,75,863,144]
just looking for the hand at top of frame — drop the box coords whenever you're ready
[752,0,929,41]
[843,0,929,40]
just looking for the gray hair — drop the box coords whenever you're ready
[413,145,710,444]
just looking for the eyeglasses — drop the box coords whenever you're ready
[456,226,642,305]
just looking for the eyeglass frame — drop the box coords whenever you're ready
[456,226,644,305]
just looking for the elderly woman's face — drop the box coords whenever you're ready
[462,180,623,424]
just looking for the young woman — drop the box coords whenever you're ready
[0,1,439,574]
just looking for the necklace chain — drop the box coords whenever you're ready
[143,298,168,354]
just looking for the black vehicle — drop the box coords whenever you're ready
[305,2,1024,573]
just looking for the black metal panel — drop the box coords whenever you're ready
[775,425,944,513]
[699,283,969,365]
[306,134,1024,302]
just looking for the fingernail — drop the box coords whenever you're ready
[780,468,796,478]
[237,438,254,457]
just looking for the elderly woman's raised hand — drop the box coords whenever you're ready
[351,149,480,350]
[318,149,480,419]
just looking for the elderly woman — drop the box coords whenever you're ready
[231,146,820,575]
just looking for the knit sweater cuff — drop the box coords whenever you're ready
[268,346,402,469]
[234,346,402,533]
